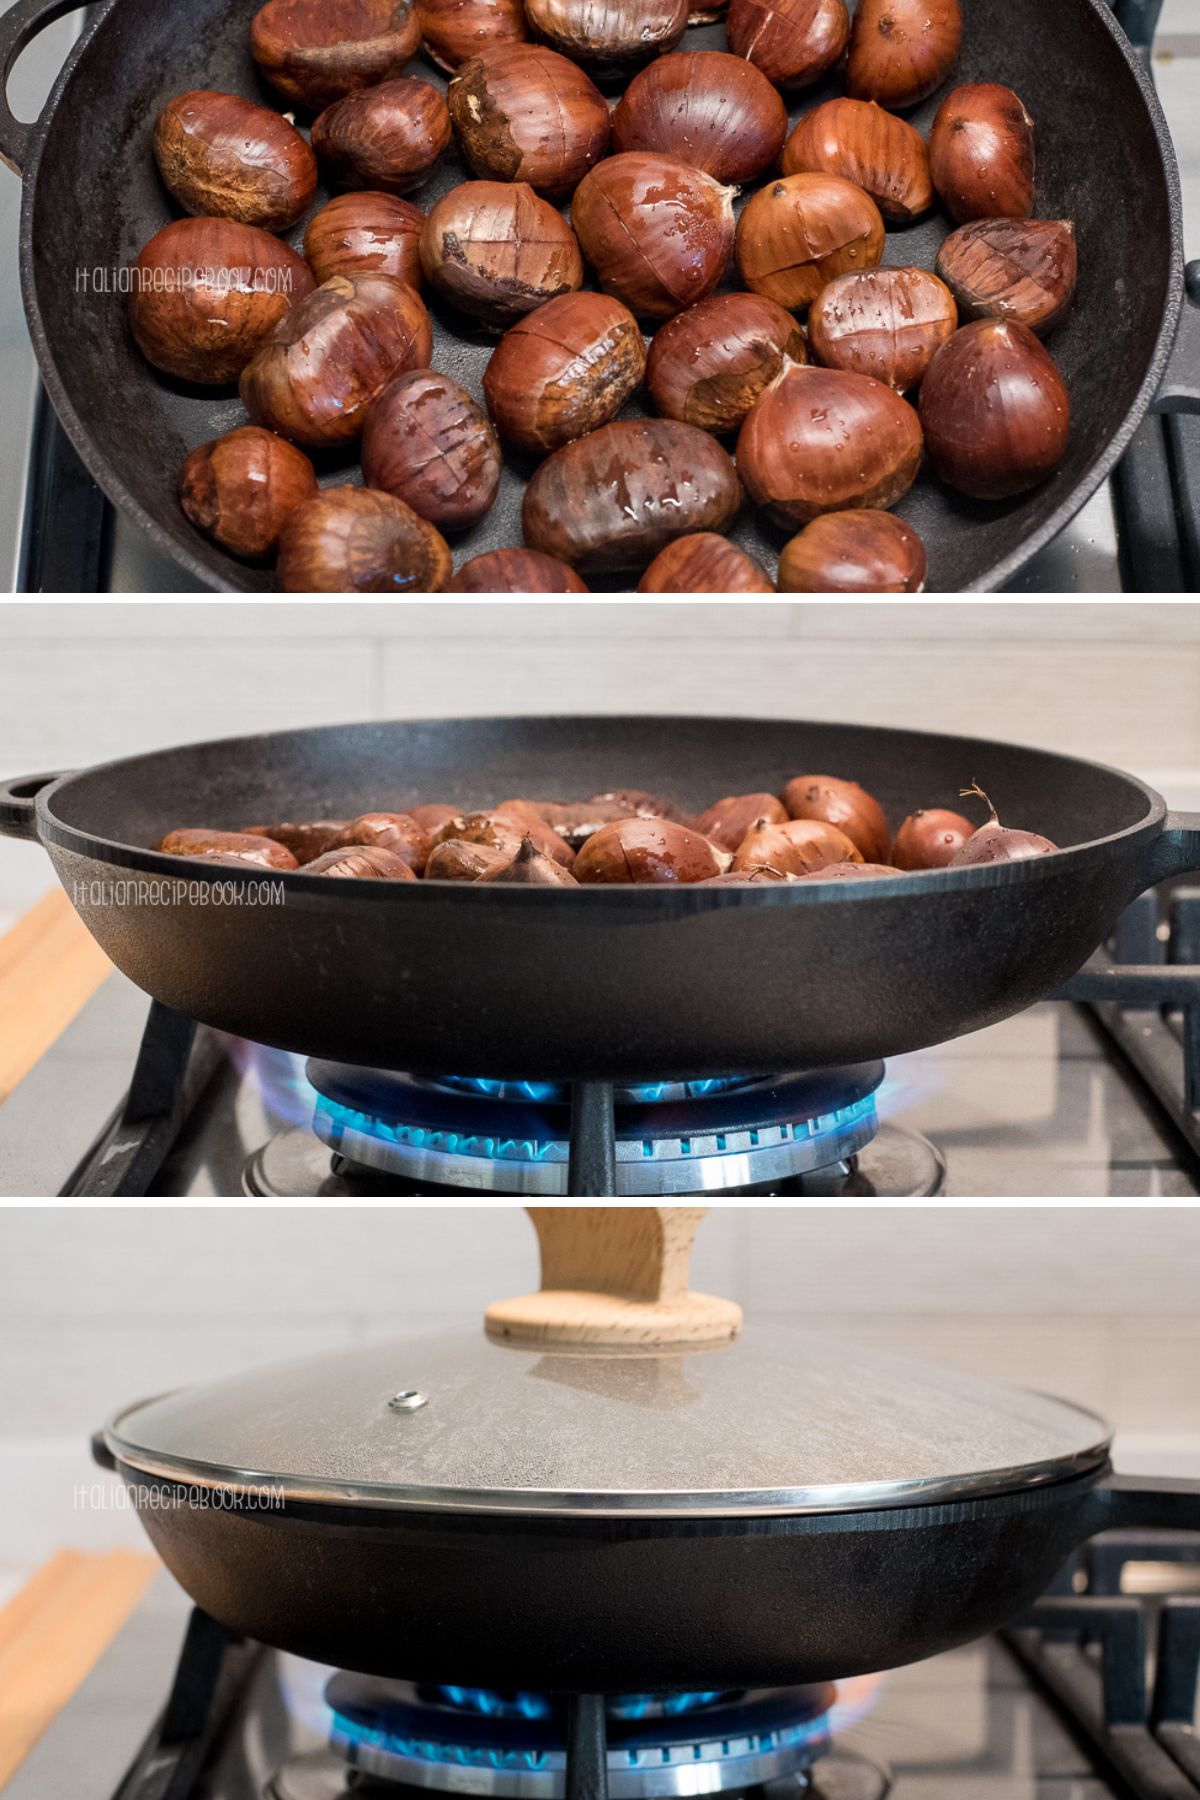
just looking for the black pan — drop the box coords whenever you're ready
[1,0,1198,592]
[2,714,1199,1079]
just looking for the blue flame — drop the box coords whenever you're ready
[609,1693,727,1720]
[320,1100,562,1164]
[438,1689,554,1719]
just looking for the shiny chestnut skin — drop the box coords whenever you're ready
[251,0,421,108]
[430,810,524,862]
[808,267,957,392]
[525,0,687,75]
[154,828,298,869]
[179,425,318,559]
[782,98,931,225]
[420,181,583,325]
[447,549,590,590]
[362,371,502,531]
[737,363,922,527]
[240,274,432,447]
[929,83,1035,224]
[573,817,723,884]
[448,46,610,197]
[846,0,962,108]
[919,320,1069,500]
[953,821,1057,865]
[572,155,734,322]
[494,805,576,866]
[304,192,424,288]
[696,792,787,852]
[311,79,451,194]
[731,817,861,874]
[523,418,741,572]
[801,861,904,881]
[276,486,452,590]
[936,218,1077,336]
[303,844,419,878]
[129,218,314,385]
[611,53,787,186]
[483,292,645,455]
[783,774,889,862]
[477,836,581,884]
[418,0,528,71]
[410,802,461,831]
[242,820,349,862]
[646,292,806,436]
[892,808,973,870]
[154,91,317,232]
[726,0,849,90]
[425,839,510,879]
[637,533,773,592]
[330,810,432,870]
[776,510,926,592]
[735,174,884,312]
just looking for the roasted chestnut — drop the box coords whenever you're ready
[646,292,806,436]
[303,844,419,878]
[696,791,787,852]
[808,267,957,392]
[311,78,451,194]
[782,774,889,862]
[929,83,1035,224]
[845,0,961,108]
[951,786,1057,864]
[573,817,723,883]
[725,0,849,90]
[891,807,973,869]
[776,509,926,591]
[572,154,734,320]
[735,174,884,312]
[154,91,317,231]
[420,181,583,325]
[447,549,590,590]
[730,817,861,874]
[477,836,581,884]
[431,809,525,862]
[410,802,462,831]
[304,192,425,287]
[919,319,1069,500]
[251,0,421,107]
[525,0,687,75]
[611,52,787,185]
[483,292,645,455]
[448,45,610,196]
[522,418,741,571]
[129,218,314,385]
[154,828,298,869]
[240,274,432,446]
[637,533,773,591]
[936,218,1077,335]
[417,0,528,71]
[330,810,433,870]
[242,819,349,862]
[781,98,932,225]
[425,838,511,878]
[362,371,502,531]
[494,805,576,865]
[179,425,318,559]
[593,788,698,826]
[276,486,452,590]
[737,362,922,527]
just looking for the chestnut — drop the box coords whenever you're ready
[800,861,904,881]
[725,0,849,90]
[431,809,525,861]
[637,533,773,592]
[782,774,889,862]
[593,788,698,826]
[845,0,961,109]
[447,549,590,590]
[776,510,926,592]
[448,46,610,197]
[891,807,973,870]
[951,787,1056,865]
[646,292,806,436]
[936,218,1077,336]
[179,426,317,560]
[531,796,643,847]
[251,0,421,108]
[420,181,583,325]
[242,819,349,862]
[362,371,502,531]
[696,792,787,852]
[573,817,723,884]
[737,362,922,527]
[311,79,451,195]
[572,154,734,320]
[929,83,1035,224]
[154,828,298,869]
[418,0,528,71]
[154,91,317,232]
[410,802,462,831]
[276,486,452,590]
[240,274,432,446]
[425,838,511,879]
[477,836,581,884]
[129,218,314,385]
[699,868,791,885]
[304,192,425,288]
[808,267,957,392]
[781,98,931,225]
[611,52,787,186]
[330,811,432,870]
[483,292,645,455]
[522,418,741,572]
[919,319,1069,500]
[730,817,861,875]
[525,0,687,75]
[303,844,419,878]
[494,805,576,865]
[735,174,884,313]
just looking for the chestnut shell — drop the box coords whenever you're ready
[483,291,646,455]
[611,52,787,186]
[637,533,773,592]
[735,174,885,312]
[781,98,932,225]
[420,180,584,325]
[573,817,723,884]
[311,78,452,195]
[725,0,849,90]
[154,828,298,869]
[891,808,974,870]
[776,510,926,592]
[330,810,433,869]
[935,218,1077,335]
[807,267,958,392]
[782,774,890,863]
[153,90,318,231]
[845,0,962,109]
[646,292,807,435]
[250,0,422,108]
[362,370,503,530]
[276,486,452,590]
[447,549,590,590]
[303,191,425,287]
[572,153,735,321]
[303,844,419,878]
[179,425,318,559]
[447,45,610,197]
[417,0,529,72]
[919,319,1070,500]
[525,0,688,75]
[929,82,1036,224]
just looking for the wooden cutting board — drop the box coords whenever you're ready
[0,891,112,1106]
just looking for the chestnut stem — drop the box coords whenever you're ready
[960,781,999,826]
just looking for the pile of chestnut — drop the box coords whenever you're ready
[152,777,1058,884]
[132,0,1077,592]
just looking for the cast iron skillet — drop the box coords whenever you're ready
[2,715,1199,1079]
[0,0,1198,592]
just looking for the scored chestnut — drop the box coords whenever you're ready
[929,83,1035,224]
[302,845,419,878]
[637,534,774,592]
[410,802,461,831]
[154,828,298,869]
[483,292,645,455]
[311,78,451,194]
[447,45,610,197]
[646,292,807,435]
[776,510,926,592]
[936,218,1077,335]
[919,320,1070,500]
[420,181,583,325]
[417,0,529,72]
[573,817,724,884]
[782,774,889,863]
[303,191,425,287]
[154,91,317,231]
[242,820,349,862]
[781,98,932,225]
[276,487,452,591]
[725,0,849,90]
[735,174,884,312]
[845,0,962,109]
[731,817,861,875]
[572,154,734,321]
[330,811,432,869]
[696,792,788,852]
[891,808,974,869]
[430,810,524,862]
[808,267,958,392]
[525,0,687,75]
[362,371,502,532]
[250,0,422,108]
[447,549,590,590]
[425,839,511,879]
[611,52,787,186]
[477,837,581,885]
[179,425,318,560]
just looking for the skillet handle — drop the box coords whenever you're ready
[1142,810,1200,884]
[0,0,90,178]
[1088,1472,1200,1532]
[0,767,66,840]
[1151,263,1200,414]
